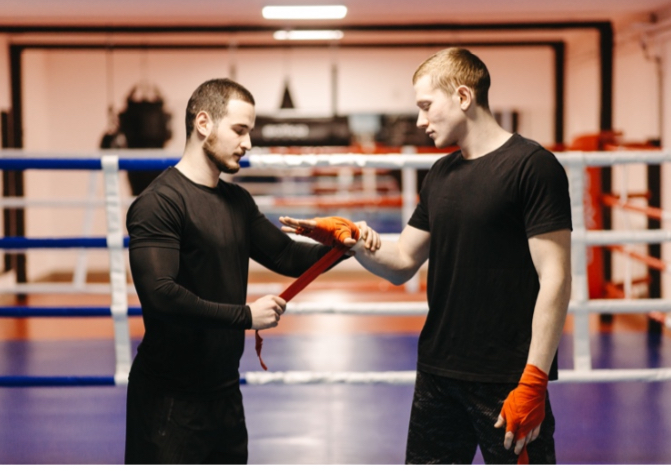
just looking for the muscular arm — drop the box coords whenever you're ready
[352,225,431,285]
[129,245,253,329]
[495,229,571,456]
[526,229,572,373]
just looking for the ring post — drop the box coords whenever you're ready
[101,155,132,386]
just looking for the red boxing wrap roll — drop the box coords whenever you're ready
[254,244,349,370]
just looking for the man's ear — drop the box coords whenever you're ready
[195,111,213,138]
[455,85,474,110]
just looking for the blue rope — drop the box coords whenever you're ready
[0,158,104,170]
[0,375,251,387]
[0,306,142,317]
[0,156,250,171]
[0,236,130,249]
[0,376,116,387]
[119,158,179,170]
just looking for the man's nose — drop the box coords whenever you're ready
[241,134,252,150]
[416,111,428,129]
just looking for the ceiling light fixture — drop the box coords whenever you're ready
[262,5,348,20]
[273,30,344,41]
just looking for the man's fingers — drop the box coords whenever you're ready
[279,216,303,229]
[504,431,515,450]
[280,216,317,229]
[273,295,287,311]
[354,221,381,252]
[494,415,505,428]
[342,237,357,247]
[514,435,528,454]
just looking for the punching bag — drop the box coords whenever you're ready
[118,85,172,195]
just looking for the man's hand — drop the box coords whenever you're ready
[352,220,381,252]
[248,295,286,330]
[494,364,548,464]
[280,216,380,252]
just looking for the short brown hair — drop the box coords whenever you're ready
[413,48,490,110]
[185,78,255,138]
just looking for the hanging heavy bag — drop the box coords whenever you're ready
[119,85,173,195]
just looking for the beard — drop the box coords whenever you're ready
[203,133,240,174]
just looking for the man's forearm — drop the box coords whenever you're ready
[353,241,418,285]
[526,274,572,374]
[352,226,431,286]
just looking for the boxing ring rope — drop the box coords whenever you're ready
[1,150,671,386]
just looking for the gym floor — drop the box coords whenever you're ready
[1,272,671,465]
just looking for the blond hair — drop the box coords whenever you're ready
[413,48,491,110]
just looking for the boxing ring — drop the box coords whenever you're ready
[0,149,670,389]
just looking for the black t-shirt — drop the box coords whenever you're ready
[408,134,572,382]
[126,167,330,396]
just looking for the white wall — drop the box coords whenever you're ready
[564,30,602,143]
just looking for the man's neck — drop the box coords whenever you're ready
[459,112,513,160]
[175,147,221,188]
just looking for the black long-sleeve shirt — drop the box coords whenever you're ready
[126,167,330,396]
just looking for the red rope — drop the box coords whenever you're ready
[255,244,349,370]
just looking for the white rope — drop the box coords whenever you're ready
[243,370,417,385]
[0,197,136,208]
[582,229,671,245]
[285,302,429,316]
[247,150,671,169]
[557,150,671,167]
[1,148,670,169]
[0,282,135,295]
[279,299,671,316]
[248,153,443,169]
[570,298,671,313]
[241,368,671,385]
[0,282,288,296]
[557,368,671,383]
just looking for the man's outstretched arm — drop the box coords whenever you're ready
[281,216,430,286]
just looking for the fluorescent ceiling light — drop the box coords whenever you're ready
[274,30,344,40]
[263,6,348,20]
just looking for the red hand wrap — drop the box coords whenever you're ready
[499,364,548,465]
[295,216,360,247]
[254,244,349,371]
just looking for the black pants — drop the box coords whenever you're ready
[406,370,556,464]
[124,376,248,464]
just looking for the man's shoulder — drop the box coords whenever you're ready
[217,178,251,195]
[427,148,462,171]
[128,169,185,215]
[512,134,556,158]
[496,134,560,171]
